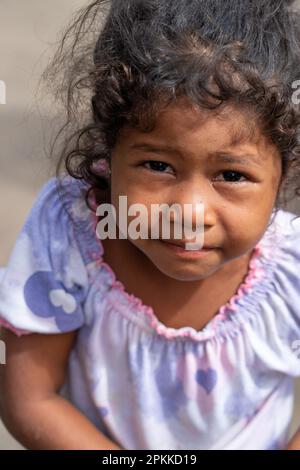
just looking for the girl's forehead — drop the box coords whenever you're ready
[115,98,281,171]
[157,99,257,137]
[120,99,263,151]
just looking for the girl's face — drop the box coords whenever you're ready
[110,97,282,282]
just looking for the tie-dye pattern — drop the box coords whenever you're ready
[0,175,300,450]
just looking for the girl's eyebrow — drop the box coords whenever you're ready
[207,152,264,167]
[129,143,182,156]
[129,143,263,167]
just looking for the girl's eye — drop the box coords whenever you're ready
[214,170,249,184]
[142,160,174,175]
[140,163,249,183]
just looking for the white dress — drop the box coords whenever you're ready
[0,175,300,450]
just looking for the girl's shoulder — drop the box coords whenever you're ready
[266,208,300,277]
[0,175,100,336]
[263,207,300,316]
[233,207,300,376]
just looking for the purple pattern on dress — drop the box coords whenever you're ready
[24,270,84,331]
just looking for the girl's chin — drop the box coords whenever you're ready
[133,240,220,280]
[150,257,217,282]
[155,267,214,282]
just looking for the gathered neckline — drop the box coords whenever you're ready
[88,209,281,342]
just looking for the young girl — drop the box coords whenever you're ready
[1,0,300,450]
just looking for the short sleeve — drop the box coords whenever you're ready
[271,211,300,353]
[0,177,89,335]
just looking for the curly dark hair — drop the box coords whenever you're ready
[43,0,300,215]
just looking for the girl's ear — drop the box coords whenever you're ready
[92,158,111,177]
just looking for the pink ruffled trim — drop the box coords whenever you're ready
[209,244,265,333]
[0,317,31,337]
[90,210,268,340]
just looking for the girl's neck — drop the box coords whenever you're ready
[101,236,253,331]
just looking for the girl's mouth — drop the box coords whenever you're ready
[158,240,217,258]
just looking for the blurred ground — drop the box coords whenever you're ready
[0,0,86,450]
[0,0,300,450]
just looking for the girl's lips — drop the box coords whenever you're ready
[163,240,215,249]
[158,240,217,257]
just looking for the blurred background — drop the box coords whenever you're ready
[0,0,300,450]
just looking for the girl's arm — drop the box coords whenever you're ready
[0,328,122,450]
[287,429,300,450]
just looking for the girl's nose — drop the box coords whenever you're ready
[168,181,217,230]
